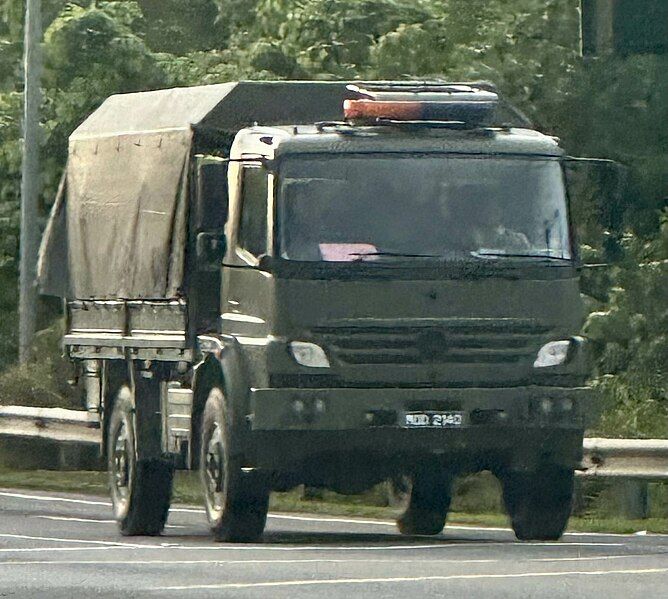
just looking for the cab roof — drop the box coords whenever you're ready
[231,125,564,161]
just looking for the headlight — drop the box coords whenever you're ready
[533,340,571,368]
[289,341,330,368]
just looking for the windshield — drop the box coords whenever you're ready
[277,155,571,262]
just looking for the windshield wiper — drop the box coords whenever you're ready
[348,251,442,259]
[471,251,574,263]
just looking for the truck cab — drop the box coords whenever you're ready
[220,121,589,415]
[39,81,595,543]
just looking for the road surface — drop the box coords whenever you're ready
[0,487,666,597]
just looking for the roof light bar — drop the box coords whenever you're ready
[343,98,498,126]
[344,100,422,121]
[343,82,500,126]
[348,81,498,95]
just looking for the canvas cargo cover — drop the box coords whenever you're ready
[38,82,352,299]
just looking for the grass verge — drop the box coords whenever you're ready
[0,468,666,535]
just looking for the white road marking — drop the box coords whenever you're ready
[0,543,487,554]
[169,507,204,514]
[157,568,668,591]
[269,515,630,541]
[0,535,626,555]
[531,554,664,563]
[0,491,111,507]
[0,558,498,566]
[1,489,664,540]
[447,524,511,533]
[31,515,185,529]
[565,530,644,538]
[269,513,501,532]
[0,533,163,549]
[33,516,116,524]
[0,547,132,554]
[196,511,665,540]
[268,513,395,527]
[268,514,506,535]
[105,541,625,552]
[445,524,666,539]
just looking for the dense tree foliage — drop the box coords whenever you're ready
[0,0,665,433]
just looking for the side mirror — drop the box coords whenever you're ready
[195,156,228,230]
[564,157,628,262]
[196,232,226,271]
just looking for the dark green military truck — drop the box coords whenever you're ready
[38,81,595,542]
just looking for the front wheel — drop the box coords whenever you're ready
[501,465,574,541]
[200,387,269,542]
[397,469,455,536]
[107,386,173,536]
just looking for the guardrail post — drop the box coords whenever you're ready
[571,478,587,516]
[617,480,650,520]
[58,444,81,470]
[301,485,324,500]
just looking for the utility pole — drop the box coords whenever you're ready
[19,0,42,364]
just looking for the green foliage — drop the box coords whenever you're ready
[137,1,225,54]
[0,91,21,280]
[583,215,668,437]
[43,3,164,90]
[258,0,433,76]
[587,246,667,426]
[0,319,80,408]
[594,372,667,439]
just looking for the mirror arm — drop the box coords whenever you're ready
[564,156,618,166]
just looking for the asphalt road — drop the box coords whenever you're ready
[0,488,667,598]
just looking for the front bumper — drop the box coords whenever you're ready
[249,385,595,431]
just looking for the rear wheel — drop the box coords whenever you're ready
[501,465,574,541]
[397,469,455,536]
[108,385,173,536]
[386,474,412,510]
[200,387,269,542]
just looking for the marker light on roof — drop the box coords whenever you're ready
[343,97,498,126]
[344,100,423,121]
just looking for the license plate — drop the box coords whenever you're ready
[404,411,465,428]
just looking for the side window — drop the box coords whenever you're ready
[238,166,268,257]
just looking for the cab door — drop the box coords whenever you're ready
[221,160,273,345]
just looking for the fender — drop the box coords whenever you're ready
[192,334,253,466]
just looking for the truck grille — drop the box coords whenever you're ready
[313,319,551,366]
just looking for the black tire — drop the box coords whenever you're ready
[107,385,173,536]
[501,465,574,541]
[200,387,269,542]
[397,469,454,536]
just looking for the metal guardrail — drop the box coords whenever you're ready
[0,405,99,444]
[580,437,668,480]
[0,406,667,480]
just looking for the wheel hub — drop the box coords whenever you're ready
[112,421,130,504]
[205,425,225,511]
